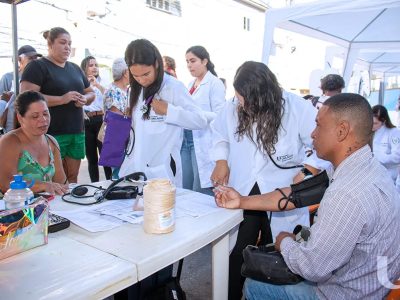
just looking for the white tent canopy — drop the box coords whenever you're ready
[262,0,400,87]
[359,50,400,76]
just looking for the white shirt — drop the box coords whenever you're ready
[84,85,104,112]
[211,90,327,238]
[119,74,207,187]
[373,125,400,182]
[189,71,226,188]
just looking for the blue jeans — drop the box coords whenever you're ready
[244,278,319,300]
[112,167,120,180]
[181,130,213,196]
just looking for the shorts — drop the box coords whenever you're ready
[54,133,85,160]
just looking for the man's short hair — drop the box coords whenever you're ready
[323,93,373,142]
[320,74,345,92]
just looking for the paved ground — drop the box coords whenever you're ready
[78,159,212,300]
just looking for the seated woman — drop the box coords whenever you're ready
[0,91,68,195]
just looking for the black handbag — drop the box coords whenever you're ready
[241,225,310,285]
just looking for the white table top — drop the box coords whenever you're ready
[1,185,242,299]
[0,235,137,300]
[52,188,243,280]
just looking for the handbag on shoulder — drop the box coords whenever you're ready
[98,110,133,168]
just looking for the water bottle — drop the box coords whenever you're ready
[4,175,34,210]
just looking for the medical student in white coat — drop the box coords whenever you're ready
[181,45,226,195]
[372,105,400,185]
[119,39,207,187]
[211,61,326,300]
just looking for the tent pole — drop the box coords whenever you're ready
[11,2,19,96]
[342,45,359,92]
[378,75,385,106]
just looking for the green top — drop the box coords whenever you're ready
[17,135,55,183]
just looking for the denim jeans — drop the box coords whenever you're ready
[112,167,120,180]
[181,129,213,196]
[244,278,319,300]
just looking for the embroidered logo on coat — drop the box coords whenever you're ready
[276,154,293,162]
[150,115,164,122]
[391,137,400,144]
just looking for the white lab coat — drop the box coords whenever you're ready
[211,91,326,239]
[189,71,226,188]
[373,125,400,182]
[119,74,208,187]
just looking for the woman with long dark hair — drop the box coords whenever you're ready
[118,39,207,186]
[211,61,325,300]
[181,45,225,195]
[372,104,400,183]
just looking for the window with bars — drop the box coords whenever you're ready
[146,0,182,16]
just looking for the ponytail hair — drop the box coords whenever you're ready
[43,27,69,44]
[186,45,217,77]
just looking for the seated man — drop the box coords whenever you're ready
[215,93,400,299]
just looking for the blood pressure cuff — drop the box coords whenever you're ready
[289,170,329,208]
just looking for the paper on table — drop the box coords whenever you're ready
[53,191,219,231]
[92,200,143,224]
[175,192,220,218]
[52,199,144,232]
[53,209,124,232]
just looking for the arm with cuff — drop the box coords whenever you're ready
[215,169,328,211]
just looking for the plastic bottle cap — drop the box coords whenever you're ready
[9,174,27,189]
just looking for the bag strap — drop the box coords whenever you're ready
[45,134,61,152]
[124,86,131,117]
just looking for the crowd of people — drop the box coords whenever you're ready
[1,25,400,299]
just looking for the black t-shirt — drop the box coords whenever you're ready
[21,58,90,135]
